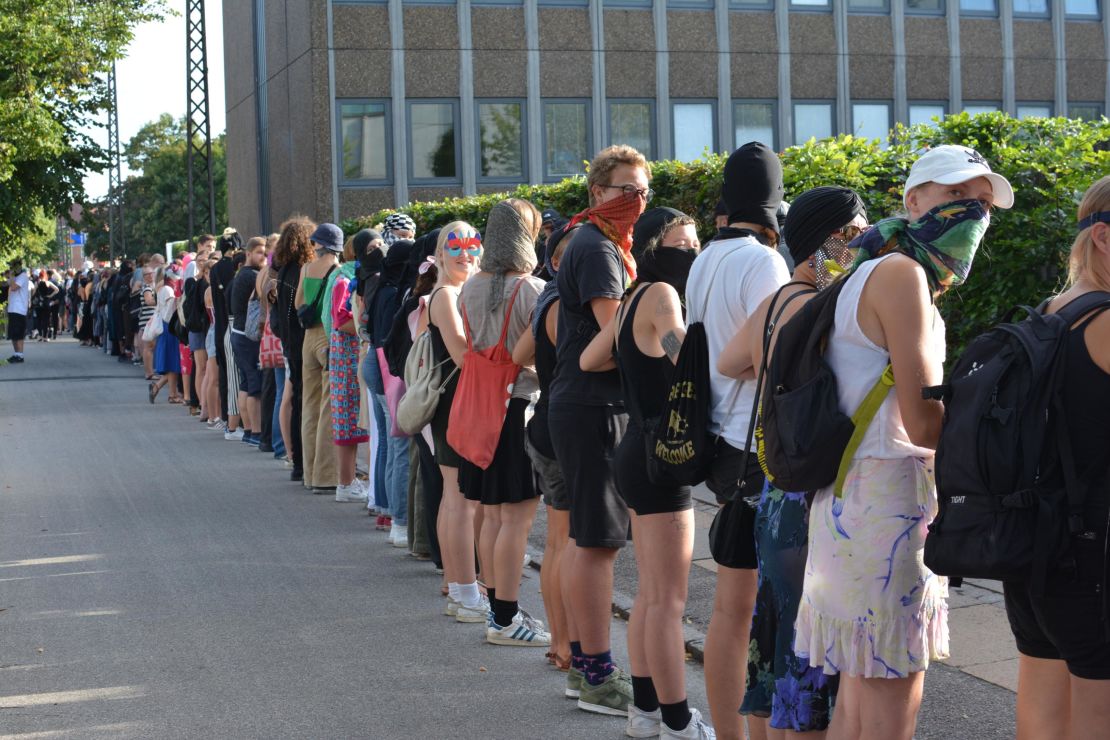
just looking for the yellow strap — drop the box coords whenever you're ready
[833,364,895,498]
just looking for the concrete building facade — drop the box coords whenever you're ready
[222,0,1109,234]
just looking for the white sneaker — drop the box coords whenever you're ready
[224,428,244,441]
[335,483,368,503]
[486,613,552,646]
[391,526,408,549]
[455,595,491,624]
[660,708,715,740]
[626,705,662,738]
[444,597,460,617]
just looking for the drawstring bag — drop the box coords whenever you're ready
[446,279,526,470]
[259,316,284,369]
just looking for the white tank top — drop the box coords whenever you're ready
[827,254,945,460]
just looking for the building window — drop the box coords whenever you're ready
[909,103,946,127]
[673,101,716,162]
[734,101,776,150]
[608,100,655,161]
[848,0,889,12]
[730,0,774,7]
[906,0,945,14]
[1013,0,1049,15]
[604,0,651,6]
[1065,0,1100,17]
[960,0,996,13]
[338,100,390,184]
[793,102,834,145]
[669,0,714,7]
[1069,102,1104,120]
[408,100,459,182]
[538,0,588,6]
[791,0,831,8]
[477,100,526,181]
[852,102,891,142]
[543,99,591,180]
[964,102,1001,115]
[1017,103,1053,119]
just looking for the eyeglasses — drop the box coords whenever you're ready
[601,184,655,203]
[445,231,482,257]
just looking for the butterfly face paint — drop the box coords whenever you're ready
[445,231,482,257]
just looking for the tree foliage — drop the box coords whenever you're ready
[344,113,1110,358]
[0,0,166,259]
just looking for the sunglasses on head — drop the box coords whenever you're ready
[445,231,482,257]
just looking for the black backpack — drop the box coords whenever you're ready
[924,290,1110,585]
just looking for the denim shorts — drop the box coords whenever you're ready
[230,331,262,397]
[188,331,207,352]
[204,325,216,356]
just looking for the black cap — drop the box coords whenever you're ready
[782,186,866,265]
[632,207,685,256]
[541,209,562,225]
[720,142,784,234]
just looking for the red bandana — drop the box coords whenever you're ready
[567,193,644,284]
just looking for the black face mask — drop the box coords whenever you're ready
[637,247,698,300]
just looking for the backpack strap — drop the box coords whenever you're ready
[833,364,896,498]
[497,278,527,349]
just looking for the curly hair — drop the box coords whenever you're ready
[273,216,316,268]
[587,145,651,206]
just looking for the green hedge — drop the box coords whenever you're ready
[342,113,1110,357]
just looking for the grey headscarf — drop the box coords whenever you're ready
[481,201,538,310]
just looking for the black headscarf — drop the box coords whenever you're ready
[720,142,784,234]
[631,207,698,300]
[782,186,866,265]
[354,229,384,287]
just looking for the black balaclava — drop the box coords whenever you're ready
[720,142,784,234]
[353,229,383,283]
[782,186,866,266]
[631,207,698,300]
[381,239,415,287]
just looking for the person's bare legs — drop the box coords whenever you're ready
[205,358,219,421]
[142,337,154,378]
[1069,673,1110,739]
[627,525,649,680]
[194,348,208,416]
[336,445,356,486]
[492,498,539,604]
[571,545,619,654]
[474,505,486,586]
[704,564,758,740]
[479,504,501,593]
[854,673,924,740]
[560,539,580,659]
[280,376,293,457]
[152,371,179,401]
[541,507,572,663]
[1016,655,1070,740]
[439,466,478,591]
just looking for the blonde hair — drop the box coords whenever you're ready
[1068,175,1110,291]
[246,236,267,252]
[342,236,357,263]
[434,220,478,283]
[587,145,651,206]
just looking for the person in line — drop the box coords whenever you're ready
[382,213,416,246]
[457,199,550,647]
[549,144,650,716]
[112,262,134,362]
[229,237,268,446]
[187,257,213,423]
[512,222,574,670]
[149,267,184,403]
[417,222,483,621]
[75,271,94,346]
[222,251,247,441]
[274,217,316,482]
[202,257,223,430]
[718,186,868,739]
[793,145,1013,739]
[685,142,790,740]
[295,223,343,493]
[1004,175,1110,740]
[356,229,391,529]
[257,232,281,453]
[138,266,159,377]
[5,258,28,362]
[32,271,59,342]
[128,256,146,366]
[580,207,712,739]
[324,236,370,503]
[210,229,242,431]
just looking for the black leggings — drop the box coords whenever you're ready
[416,434,443,568]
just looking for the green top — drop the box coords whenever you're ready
[321,262,355,336]
[303,277,326,325]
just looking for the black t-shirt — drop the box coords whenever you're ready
[229,266,258,331]
[550,223,626,407]
[209,257,236,336]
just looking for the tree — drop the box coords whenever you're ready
[0,0,166,262]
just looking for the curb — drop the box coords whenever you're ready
[525,550,709,665]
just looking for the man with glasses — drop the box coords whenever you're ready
[549,145,650,717]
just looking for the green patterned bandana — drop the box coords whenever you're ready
[850,199,990,293]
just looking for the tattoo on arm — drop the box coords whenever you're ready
[655,293,677,317]
[661,330,682,362]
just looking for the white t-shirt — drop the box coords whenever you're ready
[685,235,790,450]
[7,270,29,315]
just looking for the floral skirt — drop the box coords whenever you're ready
[741,482,836,731]
[329,331,368,446]
[794,457,949,679]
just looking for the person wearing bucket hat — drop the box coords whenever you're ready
[310,223,345,253]
[790,148,1012,739]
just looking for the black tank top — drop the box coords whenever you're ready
[1062,311,1110,508]
[528,299,558,458]
[427,288,456,372]
[616,286,672,427]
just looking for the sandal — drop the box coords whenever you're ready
[148,382,157,404]
[168,396,184,405]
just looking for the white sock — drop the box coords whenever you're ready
[458,582,482,608]
[448,583,461,602]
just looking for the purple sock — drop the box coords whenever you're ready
[582,650,616,686]
[570,641,586,672]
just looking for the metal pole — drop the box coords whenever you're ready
[187,0,215,240]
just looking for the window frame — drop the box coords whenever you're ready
[847,0,891,15]
[671,99,719,162]
[905,0,946,16]
[336,97,393,187]
[959,0,998,17]
[1016,101,1055,119]
[792,99,836,145]
[963,101,1003,115]
[1012,0,1050,18]
[732,98,779,151]
[537,0,588,6]
[851,100,893,142]
[789,0,832,11]
[406,98,462,185]
[729,0,774,8]
[1067,101,1105,120]
[541,97,593,183]
[1064,0,1101,19]
[474,98,529,184]
[607,98,658,161]
[603,0,653,7]
[908,101,948,127]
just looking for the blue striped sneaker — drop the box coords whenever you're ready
[486,612,551,646]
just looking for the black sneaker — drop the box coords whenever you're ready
[8,355,24,363]
[290,468,304,482]
[258,442,274,453]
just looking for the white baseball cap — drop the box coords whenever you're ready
[903,145,1014,210]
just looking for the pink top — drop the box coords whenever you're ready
[331,275,353,329]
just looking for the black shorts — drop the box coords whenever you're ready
[6,312,27,341]
[615,423,692,516]
[230,332,262,397]
[706,442,764,569]
[460,398,538,506]
[1003,529,1110,680]
[549,402,629,549]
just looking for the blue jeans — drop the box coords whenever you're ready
[374,392,409,526]
[271,366,286,458]
[361,351,389,512]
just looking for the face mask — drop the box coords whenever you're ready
[851,199,990,293]
[813,236,856,290]
[636,246,698,300]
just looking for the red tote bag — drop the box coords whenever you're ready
[446,279,525,470]
[259,318,284,369]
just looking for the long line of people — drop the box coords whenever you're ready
[62,142,1110,740]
